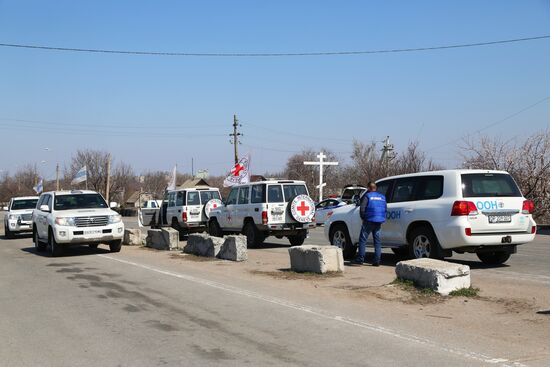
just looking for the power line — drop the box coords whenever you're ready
[1,35,549,57]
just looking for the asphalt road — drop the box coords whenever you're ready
[1,217,549,366]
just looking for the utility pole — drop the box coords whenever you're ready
[229,114,242,165]
[55,163,60,191]
[381,136,396,170]
[105,154,111,203]
[191,158,194,177]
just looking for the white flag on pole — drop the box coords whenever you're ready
[167,165,177,190]
[33,178,43,194]
[71,166,87,185]
[223,154,251,187]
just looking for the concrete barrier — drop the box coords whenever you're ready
[395,258,471,295]
[123,228,143,246]
[146,228,179,251]
[218,235,247,262]
[288,245,344,274]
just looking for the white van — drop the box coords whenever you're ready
[325,170,536,264]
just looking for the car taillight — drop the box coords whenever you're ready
[522,200,534,214]
[451,201,478,216]
[465,228,472,236]
[531,226,537,234]
[262,211,268,225]
[182,212,187,223]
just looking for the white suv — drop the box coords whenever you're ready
[3,196,39,238]
[325,170,536,265]
[32,190,124,256]
[208,180,316,247]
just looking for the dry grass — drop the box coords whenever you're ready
[249,269,343,280]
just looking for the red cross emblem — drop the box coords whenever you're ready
[213,203,218,208]
[231,163,244,177]
[296,201,310,216]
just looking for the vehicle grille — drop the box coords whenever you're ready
[75,216,109,227]
[20,214,32,221]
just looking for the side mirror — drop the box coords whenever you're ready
[40,205,50,212]
[109,202,118,209]
[352,195,361,206]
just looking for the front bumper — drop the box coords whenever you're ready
[7,220,33,233]
[54,223,125,244]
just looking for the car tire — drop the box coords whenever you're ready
[391,247,409,259]
[34,227,47,252]
[288,232,307,246]
[171,218,187,240]
[243,221,262,248]
[329,223,356,260]
[5,224,14,239]
[408,226,443,260]
[476,251,511,265]
[49,229,63,257]
[89,244,99,249]
[208,219,223,238]
[109,240,122,253]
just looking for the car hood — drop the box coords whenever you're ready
[54,209,118,217]
[8,209,35,215]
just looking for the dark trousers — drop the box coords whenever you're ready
[355,221,382,264]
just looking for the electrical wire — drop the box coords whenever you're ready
[1,35,548,57]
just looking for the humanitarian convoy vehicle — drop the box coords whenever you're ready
[208,180,316,247]
[3,196,39,238]
[32,190,124,256]
[325,170,536,264]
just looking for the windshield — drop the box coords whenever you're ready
[54,194,108,211]
[461,173,522,198]
[11,199,38,210]
[200,190,221,204]
[283,184,308,202]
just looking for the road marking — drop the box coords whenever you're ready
[98,254,525,367]
[484,270,550,285]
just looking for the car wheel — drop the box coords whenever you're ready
[109,240,122,253]
[89,244,99,249]
[49,229,63,257]
[208,219,223,238]
[5,224,14,239]
[329,223,356,260]
[477,251,511,265]
[288,232,306,246]
[243,222,262,248]
[408,226,443,260]
[34,227,47,252]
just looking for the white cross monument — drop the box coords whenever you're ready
[304,151,338,201]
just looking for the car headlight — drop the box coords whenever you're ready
[8,214,19,220]
[55,217,76,226]
[108,214,122,224]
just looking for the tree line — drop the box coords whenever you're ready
[1,131,549,221]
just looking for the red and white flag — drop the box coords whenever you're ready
[223,154,251,187]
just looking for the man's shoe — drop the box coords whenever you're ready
[349,260,364,266]
[371,262,380,267]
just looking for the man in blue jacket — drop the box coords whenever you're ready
[353,182,387,266]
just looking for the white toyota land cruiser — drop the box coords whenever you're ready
[325,170,536,265]
[208,180,316,247]
[3,196,39,238]
[32,190,124,256]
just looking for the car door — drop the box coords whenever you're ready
[385,177,419,245]
[222,187,239,230]
[37,194,51,238]
[235,186,251,226]
[186,191,202,224]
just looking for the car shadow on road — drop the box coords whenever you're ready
[21,245,112,258]
[1,233,33,240]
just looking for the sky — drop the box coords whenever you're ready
[1,0,549,179]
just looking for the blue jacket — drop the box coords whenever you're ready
[360,191,387,223]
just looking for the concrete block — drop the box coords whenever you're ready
[146,228,179,251]
[123,228,142,246]
[185,233,224,257]
[219,235,248,262]
[288,245,344,274]
[395,258,471,296]
[161,228,180,250]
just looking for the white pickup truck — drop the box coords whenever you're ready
[32,190,124,256]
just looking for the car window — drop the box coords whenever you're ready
[416,176,444,201]
[376,180,393,201]
[461,173,521,198]
[267,185,284,203]
[250,184,265,204]
[151,201,158,208]
[168,192,176,207]
[392,179,417,203]
[11,199,39,210]
[226,188,238,205]
[316,200,328,209]
[36,195,45,208]
[200,190,221,204]
[283,184,308,202]
[187,192,200,205]
[176,191,185,206]
[54,194,107,211]
[237,187,250,205]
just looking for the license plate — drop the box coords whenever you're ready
[83,229,102,235]
[272,214,283,221]
[488,215,511,223]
